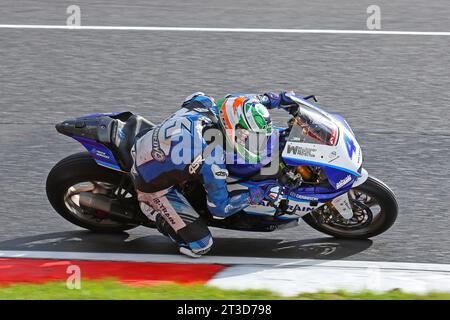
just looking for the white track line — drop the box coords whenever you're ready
[0,25,449,36]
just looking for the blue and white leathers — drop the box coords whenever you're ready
[131,94,251,256]
[133,94,251,218]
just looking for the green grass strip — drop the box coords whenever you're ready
[0,280,449,300]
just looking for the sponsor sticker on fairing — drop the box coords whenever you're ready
[288,192,319,201]
[286,144,317,158]
[336,175,352,189]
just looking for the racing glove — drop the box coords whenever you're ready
[261,91,297,109]
[248,186,266,205]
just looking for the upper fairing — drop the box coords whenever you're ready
[281,95,362,177]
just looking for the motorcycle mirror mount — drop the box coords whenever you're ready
[283,92,318,116]
[303,94,318,102]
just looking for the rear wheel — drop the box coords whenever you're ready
[302,176,398,239]
[46,152,138,233]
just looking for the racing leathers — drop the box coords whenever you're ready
[130,91,295,257]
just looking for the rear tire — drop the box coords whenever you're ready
[302,176,398,239]
[46,152,138,233]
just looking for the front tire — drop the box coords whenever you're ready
[302,176,398,239]
[46,152,138,233]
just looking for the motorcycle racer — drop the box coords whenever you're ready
[130,91,296,257]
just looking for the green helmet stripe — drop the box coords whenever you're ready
[247,107,260,131]
[235,143,260,163]
[239,103,252,129]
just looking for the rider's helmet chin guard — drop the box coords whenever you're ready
[217,97,273,164]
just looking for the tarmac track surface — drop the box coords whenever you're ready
[0,0,449,264]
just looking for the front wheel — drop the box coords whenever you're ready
[302,176,398,239]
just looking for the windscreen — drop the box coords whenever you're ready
[288,106,339,146]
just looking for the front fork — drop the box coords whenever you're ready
[326,168,369,219]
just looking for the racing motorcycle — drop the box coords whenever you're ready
[46,93,398,239]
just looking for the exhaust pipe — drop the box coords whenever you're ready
[76,192,135,222]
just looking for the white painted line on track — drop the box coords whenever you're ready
[0,25,450,36]
[1,250,450,271]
